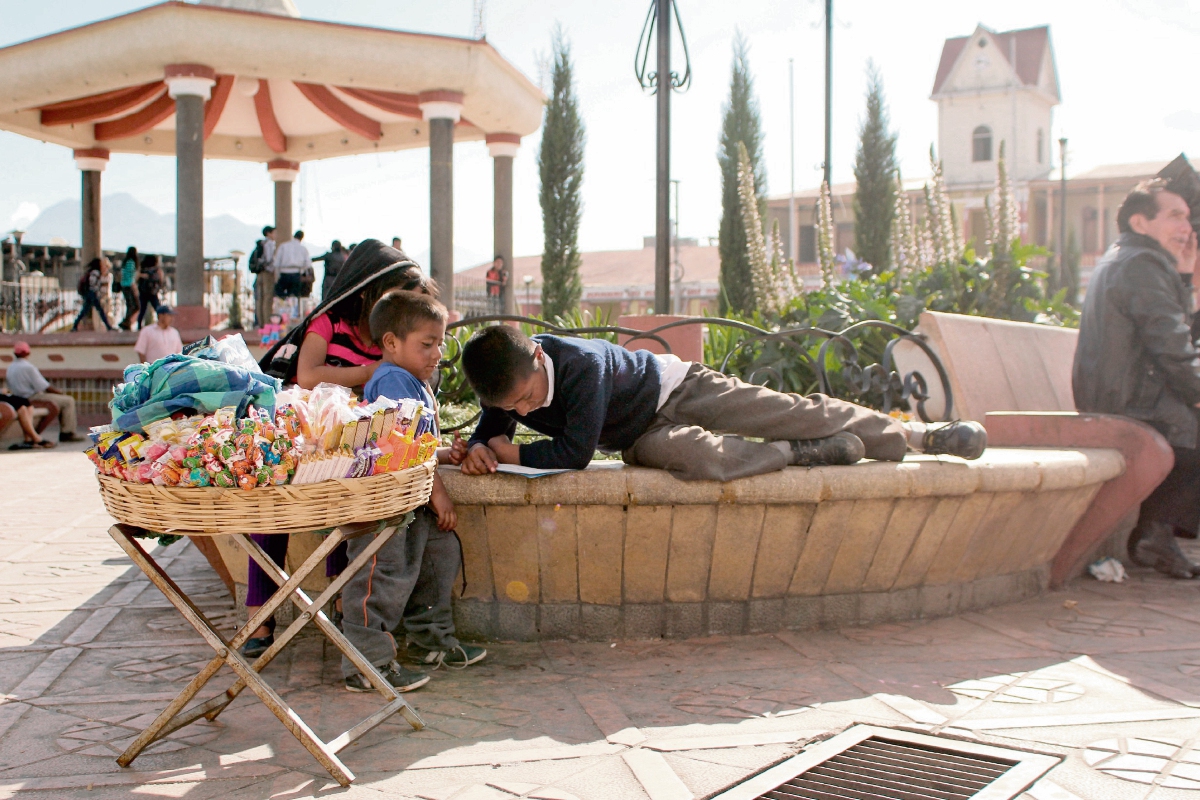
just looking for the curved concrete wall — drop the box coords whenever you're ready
[441,449,1123,641]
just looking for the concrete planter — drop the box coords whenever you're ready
[216,448,1123,639]
[442,449,1123,640]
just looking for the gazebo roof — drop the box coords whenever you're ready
[0,1,544,163]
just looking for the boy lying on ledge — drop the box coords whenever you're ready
[459,325,986,482]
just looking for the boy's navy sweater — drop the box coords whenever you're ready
[467,334,663,469]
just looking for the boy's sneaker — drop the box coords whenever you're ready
[785,432,865,467]
[344,660,430,693]
[409,643,488,670]
[921,420,987,460]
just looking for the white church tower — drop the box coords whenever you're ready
[931,25,1060,187]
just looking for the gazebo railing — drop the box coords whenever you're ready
[435,314,953,433]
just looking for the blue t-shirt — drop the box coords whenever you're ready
[363,363,438,435]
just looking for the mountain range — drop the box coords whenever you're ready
[23,193,261,257]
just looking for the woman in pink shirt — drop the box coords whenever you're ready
[243,240,438,658]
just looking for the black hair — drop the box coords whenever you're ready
[85,257,102,273]
[294,230,304,240]
[369,290,448,343]
[140,254,158,271]
[262,225,274,236]
[125,246,138,263]
[327,239,439,345]
[462,325,538,405]
[332,240,343,251]
[1118,178,1171,234]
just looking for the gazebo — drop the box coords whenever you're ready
[0,0,543,324]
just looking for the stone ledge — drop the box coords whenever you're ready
[452,565,1050,641]
[440,448,1125,506]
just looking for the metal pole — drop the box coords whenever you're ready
[789,58,796,263]
[823,0,833,188]
[671,178,681,314]
[654,0,671,314]
[1058,137,1068,293]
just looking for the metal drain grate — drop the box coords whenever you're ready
[713,726,1060,800]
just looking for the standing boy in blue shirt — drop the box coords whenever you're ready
[459,326,986,481]
[341,290,483,693]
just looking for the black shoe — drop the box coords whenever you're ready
[786,432,865,466]
[59,432,81,443]
[1133,522,1199,579]
[921,420,987,460]
[240,617,276,659]
[409,643,487,670]
[345,660,429,693]
[240,634,274,659]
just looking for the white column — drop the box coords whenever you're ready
[165,64,216,330]
[487,133,520,315]
[420,90,464,311]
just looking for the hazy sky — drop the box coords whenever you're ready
[1,0,1198,269]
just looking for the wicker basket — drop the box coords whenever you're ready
[97,460,436,536]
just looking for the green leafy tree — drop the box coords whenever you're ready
[718,31,766,315]
[852,62,898,273]
[538,26,585,318]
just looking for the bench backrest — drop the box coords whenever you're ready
[918,310,1078,423]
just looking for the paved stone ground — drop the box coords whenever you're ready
[4,445,1200,799]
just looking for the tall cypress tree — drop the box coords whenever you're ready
[852,61,898,273]
[718,31,765,315]
[538,27,585,319]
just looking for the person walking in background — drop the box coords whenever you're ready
[315,239,348,302]
[273,230,312,318]
[136,254,162,329]
[7,341,80,442]
[71,257,114,331]
[117,246,139,330]
[134,305,183,364]
[250,225,276,328]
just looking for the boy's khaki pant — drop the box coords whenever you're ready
[622,364,908,482]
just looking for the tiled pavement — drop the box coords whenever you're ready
[4,446,1200,798]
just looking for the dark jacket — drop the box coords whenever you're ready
[467,335,663,469]
[1073,231,1200,448]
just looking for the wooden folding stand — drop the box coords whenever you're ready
[107,519,425,786]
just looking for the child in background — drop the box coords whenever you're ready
[339,289,483,693]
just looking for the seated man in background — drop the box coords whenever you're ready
[6,341,78,443]
[1073,178,1200,578]
[458,325,986,483]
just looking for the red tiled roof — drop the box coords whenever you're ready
[932,25,1050,96]
[459,245,720,288]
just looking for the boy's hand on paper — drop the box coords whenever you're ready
[430,481,457,530]
[461,444,498,474]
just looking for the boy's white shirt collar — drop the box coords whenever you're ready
[540,351,555,408]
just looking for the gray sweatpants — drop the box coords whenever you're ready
[340,507,461,677]
[622,364,908,482]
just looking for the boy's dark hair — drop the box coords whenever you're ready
[1118,178,1170,234]
[369,289,448,343]
[462,325,538,405]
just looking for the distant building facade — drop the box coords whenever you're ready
[457,240,720,319]
[767,23,1172,294]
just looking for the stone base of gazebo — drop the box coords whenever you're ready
[441,449,1123,641]
[214,448,1123,641]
